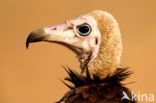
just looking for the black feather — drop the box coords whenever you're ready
[56,67,137,103]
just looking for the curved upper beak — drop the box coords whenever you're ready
[26,28,47,48]
[26,23,75,49]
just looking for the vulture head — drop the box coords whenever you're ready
[26,10,122,79]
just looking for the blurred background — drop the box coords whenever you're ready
[0,0,155,103]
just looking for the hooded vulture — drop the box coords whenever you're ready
[26,10,136,103]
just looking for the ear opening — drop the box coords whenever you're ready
[95,38,98,45]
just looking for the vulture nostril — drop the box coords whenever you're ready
[51,27,57,30]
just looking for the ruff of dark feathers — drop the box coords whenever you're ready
[56,67,137,103]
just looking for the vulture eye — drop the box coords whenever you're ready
[76,23,91,36]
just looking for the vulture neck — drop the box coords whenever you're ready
[87,11,122,79]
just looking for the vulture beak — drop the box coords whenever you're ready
[26,23,76,49]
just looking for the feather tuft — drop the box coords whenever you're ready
[56,67,137,103]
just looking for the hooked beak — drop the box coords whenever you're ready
[26,28,47,48]
[26,23,77,49]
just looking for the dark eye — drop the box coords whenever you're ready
[76,23,91,36]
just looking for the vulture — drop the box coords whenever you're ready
[26,10,137,103]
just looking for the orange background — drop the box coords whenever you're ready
[0,0,155,103]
